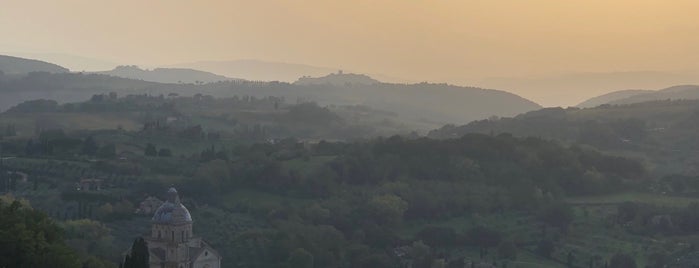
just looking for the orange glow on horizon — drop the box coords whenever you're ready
[2,0,699,106]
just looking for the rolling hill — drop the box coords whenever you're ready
[95,65,236,84]
[0,55,541,130]
[577,85,699,107]
[2,52,118,72]
[169,59,338,82]
[481,71,699,107]
[429,99,699,175]
[0,71,541,130]
[0,55,69,75]
[609,85,699,105]
[577,89,653,108]
[295,72,380,86]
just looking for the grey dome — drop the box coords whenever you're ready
[152,187,192,224]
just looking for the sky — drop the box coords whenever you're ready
[2,0,699,106]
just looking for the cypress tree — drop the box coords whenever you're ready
[82,136,98,155]
[123,237,149,268]
[145,143,157,156]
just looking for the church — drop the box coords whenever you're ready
[144,187,221,268]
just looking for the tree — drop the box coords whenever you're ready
[144,143,157,156]
[408,240,432,268]
[367,194,407,226]
[157,148,172,157]
[468,226,502,250]
[81,256,115,268]
[538,202,574,234]
[25,139,36,155]
[96,203,114,220]
[609,253,636,268]
[567,251,576,267]
[537,239,555,258]
[416,226,459,247]
[61,219,114,259]
[287,248,313,268]
[498,240,517,260]
[194,160,230,193]
[646,251,668,268]
[82,136,99,155]
[4,124,16,137]
[97,144,116,159]
[616,202,639,223]
[357,253,393,268]
[122,237,149,268]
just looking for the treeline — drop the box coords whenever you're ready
[4,93,281,114]
[183,134,644,200]
[3,94,389,141]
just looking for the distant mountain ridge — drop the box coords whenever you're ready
[170,59,338,82]
[577,89,653,108]
[481,71,699,107]
[0,55,541,128]
[609,85,699,105]
[0,55,69,75]
[95,65,236,84]
[3,52,118,72]
[294,72,380,86]
[0,72,541,128]
[577,85,699,107]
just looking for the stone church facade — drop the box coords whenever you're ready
[145,187,221,268]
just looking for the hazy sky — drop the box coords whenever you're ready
[3,0,699,106]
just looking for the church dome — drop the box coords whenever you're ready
[152,187,192,224]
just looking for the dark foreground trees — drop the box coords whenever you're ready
[0,200,81,268]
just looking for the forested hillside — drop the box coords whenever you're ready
[0,127,648,267]
[430,99,699,175]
